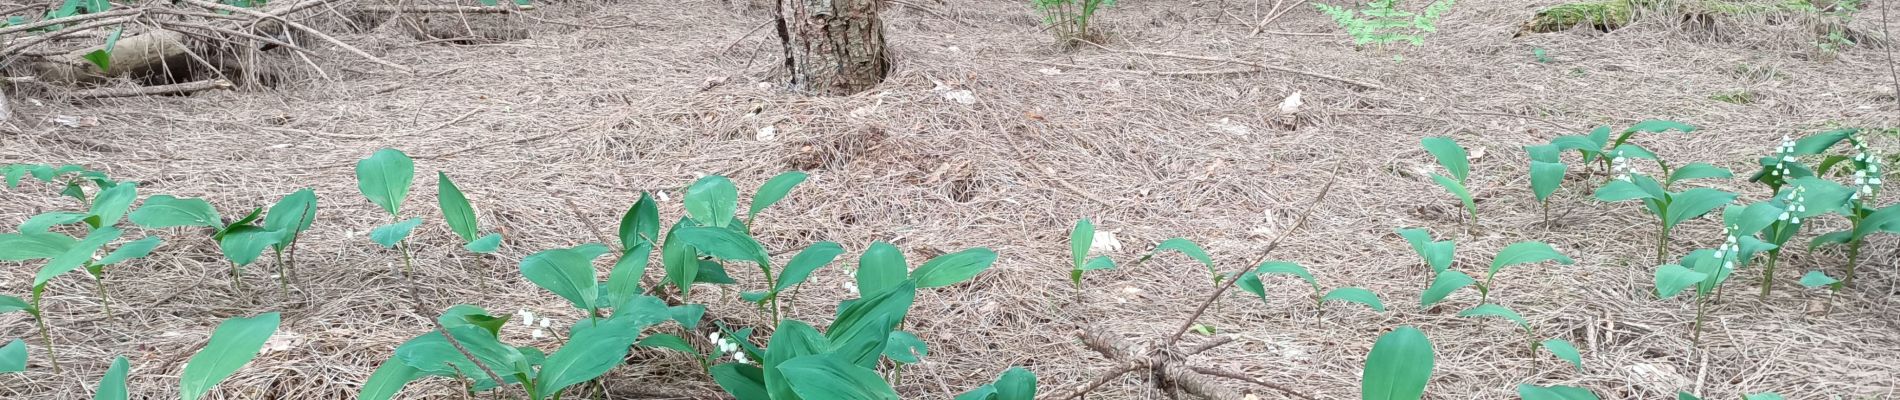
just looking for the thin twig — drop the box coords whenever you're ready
[355,5,536,13]
[66,79,233,99]
[1882,0,1900,109]
[179,0,415,73]
[1074,40,1385,90]
[1,17,135,57]
[1182,335,1235,356]
[1189,366,1318,400]
[1160,160,1342,349]
[0,9,144,37]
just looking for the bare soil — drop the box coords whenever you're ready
[2,0,1898,399]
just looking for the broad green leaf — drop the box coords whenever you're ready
[1419,270,1475,308]
[1530,160,1566,203]
[660,221,699,298]
[778,355,902,400]
[1069,219,1094,271]
[604,242,653,308]
[670,304,707,329]
[357,358,421,400]
[1610,144,1658,161]
[774,242,844,292]
[98,236,161,265]
[536,316,647,398]
[1654,264,1706,299]
[1396,228,1454,274]
[1664,189,1737,228]
[394,325,525,388]
[1677,392,1702,400]
[217,208,264,240]
[637,333,697,354]
[1488,241,1573,281]
[1621,119,1696,138]
[1525,144,1562,163]
[1809,230,1852,250]
[611,294,674,327]
[1667,163,1732,185]
[673,226,772,268]
[1255,261,1320,293]
[1793,129,1854,155]
[1457,304,1529,329]
[750,171,808,221]
[129,195,221,228]
[436,305,508,338]
[1540,338,1583,371]
[992,366,1038,400]
[20,212,86,232]
[1742,394,1783,400]
[1430,174,1477,220]
[1724,202,1784,237]
[856,241,908,297]
[36,226,120,287]
[829,281,916,367]
[87,181,136,228]
[911,247,998,288]
[1321,287,1385,311]
[1786,177,1853,218]
[367,218,422,248]
[0,339,23,373]
[520,243,611,313]
[81,25,124,71]
[181,312,281,400]
[0,295,30,315]
[1421,136,1469,182]
[711,363,770,400]
[764,320,832,400]
[1594,179,1657,202]
[1798,270,1839,289]
[685,176,740,228]
[1517,384,1599,400]
[354,149,415,217]
[1236,271,1267,303]
[1139,237,1214,269]
[436,172,480,242]
[0,232,77,261]
[95,355,130,399]
[882,330,928,364]
[1361,326,1434,400]
[464,233,502,253]
[263,189,317,251]
[618,192,660,248]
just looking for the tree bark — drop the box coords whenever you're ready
[776,0,887,95]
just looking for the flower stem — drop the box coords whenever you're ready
[275,250,290,298]
[1760,250,1782,297]
[34,313,59,373]
[1655,220,1671,265]
[1691,294,1708,346]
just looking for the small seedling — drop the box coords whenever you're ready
[1361,326,1434,400]
[1421,136,1477,224]
[1234,261,1387,314]
[1067,218,1116,289]
[1418,241,1570,308]
[1594,164,1735,264]
[1524,144,1568,224]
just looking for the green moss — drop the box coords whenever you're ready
[1710,89,1758,104]
[1526,0,1634,33]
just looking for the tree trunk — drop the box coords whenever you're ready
[776,0,887,95]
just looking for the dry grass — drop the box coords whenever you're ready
[1,0,1898,398]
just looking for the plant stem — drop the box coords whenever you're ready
[275,250,290,297]
[1541,201,1550,226]
[1760,250,1782,297]
[94,277,113,319]
[1691,295,1707,346]
[34,314,59,373]
[230,261,244,292]
[1844,238,1863,287]
[1655,219,1671,265]
[398,241,418,278]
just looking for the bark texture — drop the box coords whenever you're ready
[776,0,887,95]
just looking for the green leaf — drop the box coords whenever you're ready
[911,247,998,288]
[1430,174,1476,220]
[95,355,130,399]
[536,316,648,398]
[0,295,31,315]
[1809,230,1852,250]
[673,226,772,269]
[1677,392,1702,400]
[36,226,119,287]
[1517,384,1599,400]
[1654,264,1706,299]
[1793,129,1854,155]
[1742,393,1784,400]
[1361,326,1434,400]
[1321,287,1385,311]
[357,358,421,400]
[991,367,1038,400]
[0,339,24,373]
[1664,188,1737,229]
[669,304,707,329]
[1255,261,1320,293]
[1421,136,1469,182]
[711,363,770,400]
[1069,219,1094,272]
[81,25,124,72]
[465,233,502,253]
[764,320,831,400]
[87,181,136,228]
[20,212,87,232]
[750,171,808,222]
[520,243,610,313]
[1419,270,1475,308]
[1396,228,1454,274]
[604,242,652,309]
[774,242,844,293]
[1594,179,1656,202]
[1457,304,1529,329]
[637,333,697,354]
[354,149,415,217]
[367,218,422,248]
[685,176,740,228]
[660,221,699,298]
[181,312,280,400]
[263,189,317,251]
[882,330,928,364]
[1623,119,1696,135]
[98,236,161,265]
[1610,144,1658,161]
[1724,202,1784,237]
[0,232,77,261]
[1540,338,1583,371]
[1798,270,1839,289]
[1530,160,1567,203]
[394,325,524,388]
[1667,163,1732,185]
[829,281,916,367]
[1139,237,1214,270]
[1488,241,1573,282]
[619,192,660,248]
[777,355,902,400]
[129,195,222,228]
[436,172,480,242]
[856,241,908,297]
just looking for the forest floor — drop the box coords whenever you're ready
[2,0,1899,398]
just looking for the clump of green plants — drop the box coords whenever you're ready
[1031,0,1117,43]
[1590,139,1735,263]
[1414,240,1571,308]
[1421,136,1477,224]
[1654,203,1783,344]
[130,191,316,294]
[1315,0,1457,47]
[3,163,117,206]
[0,174,164,370]
[1809,135,1893,287]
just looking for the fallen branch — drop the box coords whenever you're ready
[1190,366,1319,400]
[66,79,233,99]
[355,5,537,13]
[178,0,415,73]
